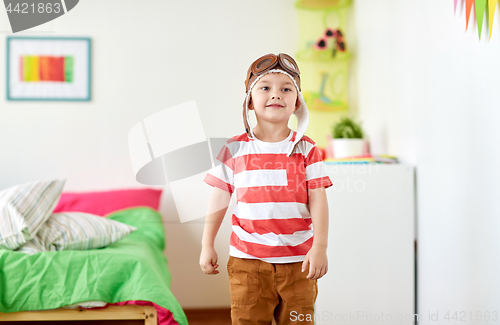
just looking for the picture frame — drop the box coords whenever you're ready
[6,37,91,101]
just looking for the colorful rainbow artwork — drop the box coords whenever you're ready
[20,56,74,82]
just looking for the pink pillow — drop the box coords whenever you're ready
[53,188,162,216]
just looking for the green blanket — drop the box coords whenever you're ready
[0,207,187,325]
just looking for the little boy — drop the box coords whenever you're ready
[200,53,332,325]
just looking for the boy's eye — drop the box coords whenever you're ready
[283,88,291,92]
[261,86,269,91]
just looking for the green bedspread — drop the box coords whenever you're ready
[0,207,187,325]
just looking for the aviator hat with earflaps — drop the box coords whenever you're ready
[243,53,309,157]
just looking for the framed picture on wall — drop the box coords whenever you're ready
[6,37,91,101]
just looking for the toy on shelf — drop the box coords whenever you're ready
[314,28,346,57]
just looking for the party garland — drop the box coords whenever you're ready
[457,0,498,40]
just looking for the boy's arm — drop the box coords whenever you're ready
[302,186,329,280]
[200,187,231,275]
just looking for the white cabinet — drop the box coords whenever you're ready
[314,164,415,325]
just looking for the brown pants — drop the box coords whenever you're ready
[227,256,317,325]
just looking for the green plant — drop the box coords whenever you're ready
[332,116,364,139]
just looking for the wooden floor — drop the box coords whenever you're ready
[0,319,143,325]
[184,308,231,325]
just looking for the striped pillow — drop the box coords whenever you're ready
[0,179,65,250]
[17,212,137,254]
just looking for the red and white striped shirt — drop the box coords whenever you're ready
[204,130,332,263]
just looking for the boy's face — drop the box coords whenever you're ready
[249,73,299,126]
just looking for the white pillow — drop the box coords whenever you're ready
[0,179,65,250]
[17,212,137,254]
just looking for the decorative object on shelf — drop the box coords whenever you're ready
[459,0,497,40]
[331,116,366,158]
[6,37,91,101]
[295,0,351,113]
[324,153,398,164]
[314,28,346,58]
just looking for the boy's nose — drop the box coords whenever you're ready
[271,94,281,99]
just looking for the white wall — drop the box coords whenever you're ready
[0,0,297,308]
[354,0,500,323]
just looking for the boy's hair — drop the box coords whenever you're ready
[242,53,310,157]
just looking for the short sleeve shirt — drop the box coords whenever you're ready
[204,130,332,263]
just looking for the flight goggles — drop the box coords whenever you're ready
[244,53,301,92]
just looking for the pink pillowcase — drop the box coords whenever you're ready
[53,188,163,216]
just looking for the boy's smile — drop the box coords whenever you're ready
[249,73,299,127]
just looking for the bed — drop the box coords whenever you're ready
[0,187,188,325]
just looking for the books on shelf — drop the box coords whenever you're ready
[324,154,398,164]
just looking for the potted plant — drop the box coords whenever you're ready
[331,116,365,158]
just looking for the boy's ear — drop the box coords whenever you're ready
[248,96,254,110]
[294,97,300,111]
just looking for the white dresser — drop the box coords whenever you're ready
[313,163,415,325]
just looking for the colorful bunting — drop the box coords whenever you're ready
[454,0,459,13]
[475,0,487,39]
[465,0,475,30]
[489,0,498,40]
[459,0,498,41]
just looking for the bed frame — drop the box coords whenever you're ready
[0,305,157,324]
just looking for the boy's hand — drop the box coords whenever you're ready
[200,246,220,275]
[302,245,328,280]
